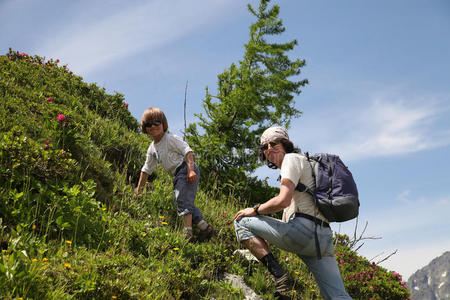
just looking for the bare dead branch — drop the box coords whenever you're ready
[376,250,398,264]
[184,80,188,140]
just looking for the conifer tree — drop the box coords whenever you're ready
[186,0,308,193]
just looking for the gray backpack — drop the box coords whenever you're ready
[295,153,360,259]
[295,153,360,222]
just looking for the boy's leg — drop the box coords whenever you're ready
[183,214,194,241]
[174,163,213,241]
[184,213,193,228]
[174,164,202,219]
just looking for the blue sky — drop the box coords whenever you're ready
[1,0,449,281]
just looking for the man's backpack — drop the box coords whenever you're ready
[295,153,360,259]
[296,153,360,222]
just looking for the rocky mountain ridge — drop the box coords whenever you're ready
[407,251,449,300]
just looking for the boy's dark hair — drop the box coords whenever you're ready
[141,107,169,133]
[258,138,301,169]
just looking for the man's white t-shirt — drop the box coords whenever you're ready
[141,132,193,177]
[280,153,328,222]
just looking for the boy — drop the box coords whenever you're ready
[135,107,214,242]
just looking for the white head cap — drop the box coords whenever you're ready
[260,126,289,145]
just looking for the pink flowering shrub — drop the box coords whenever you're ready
[334,234,411,300]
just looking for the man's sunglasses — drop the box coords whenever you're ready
[144,120,162,128]
[260,141,279,151]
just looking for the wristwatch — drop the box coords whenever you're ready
[253,203,261,215]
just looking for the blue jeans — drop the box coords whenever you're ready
[173,163,203,225]
[234,215,352,300]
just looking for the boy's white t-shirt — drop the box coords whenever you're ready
[141,132,193,177]
[280,153,328,222]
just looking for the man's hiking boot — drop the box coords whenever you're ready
[274,273,303,299]
[275,273,293,293]
[198,225,214,242]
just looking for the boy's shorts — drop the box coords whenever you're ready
[173,162,203,224]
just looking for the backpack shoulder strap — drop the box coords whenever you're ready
[295,152,315,193]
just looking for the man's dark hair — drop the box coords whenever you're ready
[258,138,301,169]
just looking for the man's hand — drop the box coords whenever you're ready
[234,207,257,221]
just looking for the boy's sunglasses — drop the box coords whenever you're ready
[260,141,279,151]
[144,120,162,128]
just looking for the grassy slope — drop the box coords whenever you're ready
[0,50,410,299]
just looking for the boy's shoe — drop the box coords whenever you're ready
[197,225,214,242]
[184,228,195,243]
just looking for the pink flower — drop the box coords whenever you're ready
[20,52,26,57]
[339,259,344,264]
[222,213,227,218]
[45,140,50,145]
[124,102,129,107]
[46,97,53,103]
[57,114,65,121]
[56,59,60,63]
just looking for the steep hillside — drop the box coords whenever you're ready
[408,251,449,300]
[0,49,411,299]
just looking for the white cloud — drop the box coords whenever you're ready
[36,0,239,75]
[397,189,413,204]
[293,90,450,161]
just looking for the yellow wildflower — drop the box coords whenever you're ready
[161,221,168,225]
[65,240,72,245]
[159,216,164,219]
[42,257,48,261]
[32,258,38,262]
[64,263,71,268]
[112,296,117,299]
[173,248,179,251]
[32,224,36,230]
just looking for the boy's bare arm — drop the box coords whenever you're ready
[135,171,149,195]
[185,152,197,183]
